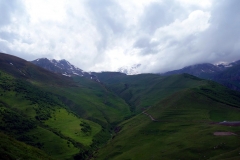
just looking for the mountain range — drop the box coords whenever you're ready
[162,60,240,91]
[31,57,240,92]
[1,52,240,160]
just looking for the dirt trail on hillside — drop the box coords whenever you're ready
[214,132,237,136]
[142,106,158,122]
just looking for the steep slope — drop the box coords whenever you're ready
[162,63,224,79]
[0,53,73,85]
[94,72,207,112]
[0,132,54,160]
[213,62,240,91]
[0,71,100,159]
[95,81,240,160]
[31,58,99,81]
[0,53,131,159]
[161,60,240,92]
[0,53,131,125]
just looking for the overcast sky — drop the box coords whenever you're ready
[0,0,240,73]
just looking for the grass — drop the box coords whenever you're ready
[2,53,240,160]
[0,132,55,160]
[26,126,80,160]
[96,73,207,112]
[0,70,104,159]
[45,108,102,146]
[95,88,240,160]
[43,76,131,125]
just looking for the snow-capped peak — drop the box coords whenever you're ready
[118,64,141,75]
[31,58,100,82]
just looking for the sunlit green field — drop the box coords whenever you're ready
[45,108,101,146]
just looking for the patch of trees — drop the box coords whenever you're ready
[0,109,36,134]
[35,106,52,121]
[14,79,62,107]
[80,122,91,135]
[17,134,44,149]
[73,148,92,160]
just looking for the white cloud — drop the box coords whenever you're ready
[1,0,240,73]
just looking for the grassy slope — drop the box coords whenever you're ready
[45,108,101,146]
[0,52,74,85]
[0,70,102,159]
[95,81,240,160]
[0,53,131,125]
[0,132,55,160]
[96,73,207,112]
[44,76,131,126]
[0,54,131,159]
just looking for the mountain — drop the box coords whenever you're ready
[117,64,141,75]
[2,52,240,160]
[162,63,225,79]
[0,53,75,85]
[0,52,131,159]
[94,72,240,160]
[162,60,240,91]
[213,61,240,91]
[31,58,99,81]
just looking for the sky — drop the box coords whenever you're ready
[0,0,240,73]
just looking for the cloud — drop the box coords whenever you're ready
[0,0,25,26]
[197,0,240,63]
[0,0,240,73]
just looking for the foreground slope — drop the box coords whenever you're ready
[95,76,240,160]
[0,70,99,159]
[0,53,131,125]
[0,132,54,160]
[0,53,131,159]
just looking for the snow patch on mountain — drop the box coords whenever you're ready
[31,58,100,82]
[118,64,141,75]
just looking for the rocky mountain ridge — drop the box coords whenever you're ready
[31,58,99,81]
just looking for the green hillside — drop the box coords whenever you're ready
[0,132,55,160]
[0,53,131,159]
[1,53,240,160]
[0,72,96,159]
[95,85,240,160]
[95,73,207,112]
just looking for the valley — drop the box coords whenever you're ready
[0,53,240,160]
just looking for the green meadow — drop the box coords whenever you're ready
[45,108,101,146]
